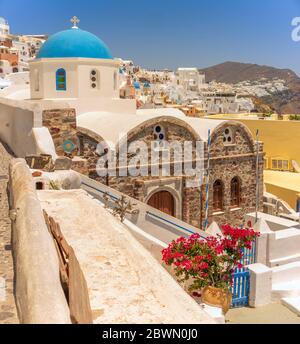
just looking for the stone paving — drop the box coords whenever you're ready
[0,142,18,324]
[226,303,300,324]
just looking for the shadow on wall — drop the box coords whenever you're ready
[0,102,36,157]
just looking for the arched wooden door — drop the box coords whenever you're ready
[147,191,175,217]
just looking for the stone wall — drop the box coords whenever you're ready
[182,182,202,228]
[206,123,264,226]
[0,142,18,324]
[77,120,263,228]
[42,109,78,157]
[206,154,264,226]
[77,130,104,180]
[9,159,71,324]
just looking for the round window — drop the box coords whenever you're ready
[91,83,96,88]
[223,128,234,145]
[155,126,162,133]
[153,125,166,143]
[91,70,96,76]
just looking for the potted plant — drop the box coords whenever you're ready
[162,225,259,314]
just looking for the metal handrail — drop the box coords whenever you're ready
[82,179,206,239]
[81,181,120,201]
[146,211,207,239]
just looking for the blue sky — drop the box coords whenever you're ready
[1,0,300,74]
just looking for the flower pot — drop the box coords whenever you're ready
[202,286,232,314]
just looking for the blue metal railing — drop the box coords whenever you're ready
[81,181,120,201]
[82,179,206,239]
[146,211,207,239]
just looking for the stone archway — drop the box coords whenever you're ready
[147,190,175,217]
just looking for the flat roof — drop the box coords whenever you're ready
[247,211,300,228]
[264,170,300,193]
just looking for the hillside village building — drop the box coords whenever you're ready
[0,17,46,77]
[0,19,264,228]
[177,67,206,92]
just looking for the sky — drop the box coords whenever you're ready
[1,0,300,75]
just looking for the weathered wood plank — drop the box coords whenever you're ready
[43,210,93,324]
[68,247,93,324]
[56,223,71,257]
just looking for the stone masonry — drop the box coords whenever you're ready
[77,119,264,228]
[43,109,79,157]
[0,142,18,324]
[40,108,264,229]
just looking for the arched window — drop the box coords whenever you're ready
[231,177,241,207]
[56,68,66,91]
[213,180,224,211]
[90,69,99,89]
[0,68,3,74]
[113,71,118,90]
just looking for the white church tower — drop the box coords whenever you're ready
[29,17,120,100]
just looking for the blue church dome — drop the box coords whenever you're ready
[37,28,113,59]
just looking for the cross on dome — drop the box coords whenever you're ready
[70,16,80,29]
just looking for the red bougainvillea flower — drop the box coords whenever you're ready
[162,225,260,292]
[182,260,193,271]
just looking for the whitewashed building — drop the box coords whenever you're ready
[177,67,206,92]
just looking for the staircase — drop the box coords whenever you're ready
[0,142,18,324]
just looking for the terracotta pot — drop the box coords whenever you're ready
[202,286,232,314]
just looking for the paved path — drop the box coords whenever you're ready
[226,303,300,324]
[39,189,214,324]
[0,143,18,324]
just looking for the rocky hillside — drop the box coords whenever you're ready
[200,62,300,114]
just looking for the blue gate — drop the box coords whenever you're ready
[231,240,257,308]
[232,268,250,308]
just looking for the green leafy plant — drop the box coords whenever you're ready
[49,180,61,190]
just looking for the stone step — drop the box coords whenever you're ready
[269,253,300,267]
[282,297,300,316]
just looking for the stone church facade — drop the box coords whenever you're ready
[42,108,264,229]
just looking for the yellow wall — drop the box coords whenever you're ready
[265,183,298,210]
